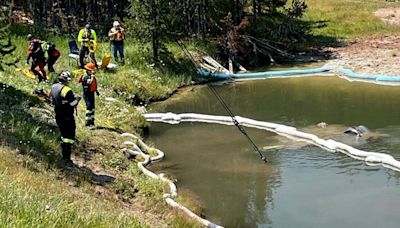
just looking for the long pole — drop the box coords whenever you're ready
[175,38,268,163]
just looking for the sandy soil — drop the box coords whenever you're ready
[324,8,400,76]
[374,7,400,26]
[325,35,400,76]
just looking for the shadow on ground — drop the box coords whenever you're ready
[0,82,115,186]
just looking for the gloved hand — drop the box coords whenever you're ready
[96,91,100,96]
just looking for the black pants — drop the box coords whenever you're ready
[47,52,60,72]
[56,116,76,160]
[83,92,95,126]
[79,46,97,69]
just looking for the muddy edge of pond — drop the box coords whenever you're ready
[156,35,400,107]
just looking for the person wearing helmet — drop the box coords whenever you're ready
[79,62,99,127]
[50,72,81,167]
[27,34,34,41]
[108,21,125,64]
[26,34,47,82]
[77,23,98,69]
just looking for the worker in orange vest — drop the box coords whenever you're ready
[79,62,99,127]
[108,21,125,64]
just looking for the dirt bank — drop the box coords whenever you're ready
[325,35,400,76]
[324,8,400,76]
[374,7,400,26]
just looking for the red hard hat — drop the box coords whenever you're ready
[84,62,96,71]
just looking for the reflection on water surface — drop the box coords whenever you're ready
[147,77,400,227]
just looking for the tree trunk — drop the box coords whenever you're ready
[150,0,158,62]
[253,0,258,23]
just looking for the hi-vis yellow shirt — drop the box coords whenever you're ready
[77,28,97,47]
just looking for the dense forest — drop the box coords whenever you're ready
[0,2,17,70]
[9,0,309,67]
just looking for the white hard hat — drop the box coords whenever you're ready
[113,21,120,27]
[59,72,72,81]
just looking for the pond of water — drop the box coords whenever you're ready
[147,76,400,228]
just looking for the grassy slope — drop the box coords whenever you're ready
[0,31,203,226]
[303,0,400,42]
[0,146,143,227]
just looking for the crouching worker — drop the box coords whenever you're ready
[50,72,81,166]
[79,63,99,127]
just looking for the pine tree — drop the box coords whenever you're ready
[130,0,172,63]
[0,4,18,71]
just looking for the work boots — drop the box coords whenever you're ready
[85,109,95,127]
[61,143,73,167]
[85,119,95,127]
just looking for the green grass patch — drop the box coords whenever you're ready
[304,0,400,41]
[0,147,144,227]
[0,27,208,226]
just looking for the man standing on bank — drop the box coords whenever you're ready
[108,21,125,64]
[78,23,98,69]
[79,62,99,127]
[50,72,81,167]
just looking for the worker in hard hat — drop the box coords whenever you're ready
[49,72,81,167]
[108,21,125,64]
[77,23,98,69]
[79,62,99,127]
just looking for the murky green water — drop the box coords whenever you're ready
[147,76,400,227]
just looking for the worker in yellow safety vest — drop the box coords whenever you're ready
[77,23,98,69]
[49,72,81,167]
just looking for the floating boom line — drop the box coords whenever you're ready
[145,113,400,173]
